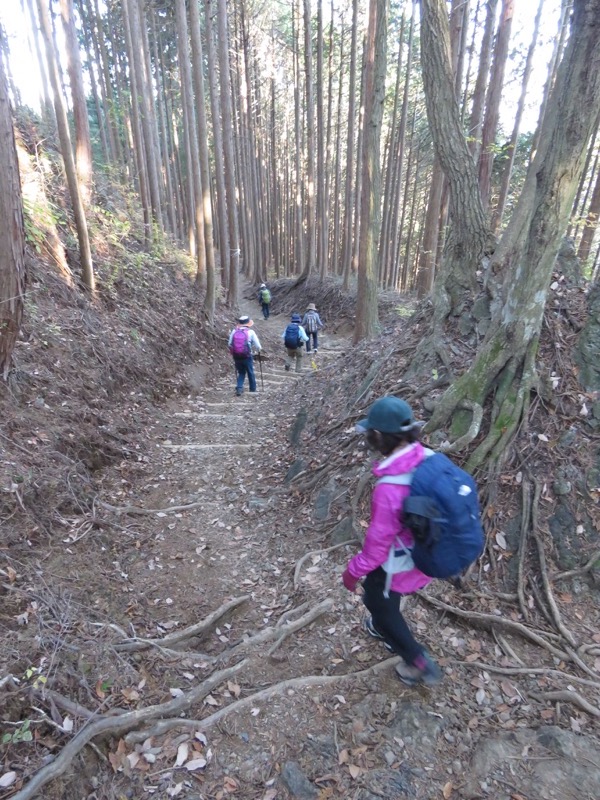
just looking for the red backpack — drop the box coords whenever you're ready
[230,328,251,358]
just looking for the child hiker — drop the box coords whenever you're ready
[341,396,443,686]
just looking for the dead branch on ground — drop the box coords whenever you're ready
[294,542,358,589]
[529,690,600,718]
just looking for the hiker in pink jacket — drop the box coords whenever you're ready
[341,396,442,686]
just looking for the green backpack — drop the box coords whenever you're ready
[261,288,271,304]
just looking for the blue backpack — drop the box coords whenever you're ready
[284,323,301,349]
[377,450,484,579]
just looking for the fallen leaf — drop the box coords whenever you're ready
[338,749,349,765]
[166,784,184,798]
[170,687,184,698]
[476,688,487,705]
[61,716,74,733]
[175,742,189,767]
[443,781,453,799]
[262,790,277,800]
[185,757,207,771]
[227,681,241,698]
[121,687,140,703]
[348,764,361,779]
[204,694,219,706]
[495,531,507,550]
[194,731,208,745]
[0,772,17,788]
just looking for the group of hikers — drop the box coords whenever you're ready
[228,284,325,396]
[227,285,484,687]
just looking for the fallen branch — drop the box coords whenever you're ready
[529,690,600,718]
[10,661,247,800]
[294,542,358,589]
[516,480,531,621]
[420,593,570,661]
[115,595,250,652]
[126,654,400,746]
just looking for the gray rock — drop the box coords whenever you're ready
[329,517,356,545]
[553,479,572,496]
[289,409,309,446]
[280,761,318,799]
[463,727,600,800]
[361,767,413,798]
[314,479,337,521]
[285,459,306,484]
[386,702,445,753]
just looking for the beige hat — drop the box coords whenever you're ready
[237,315,254,327]
[307,303,317,311]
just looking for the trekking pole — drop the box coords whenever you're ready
[258,353,264,390]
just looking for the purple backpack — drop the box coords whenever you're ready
[230,328,251,358]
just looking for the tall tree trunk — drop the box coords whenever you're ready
[419,0,491,322]
[577,165,600,263]
[175,0,206,283]
[128,0,163,233]
[189,0,217,320]
[36,0,94,293]
[467,0,498,159]
[75,0,110,164]
[0,41,26,379]
[300,0,317,280]
[354,0,386,342]
[478,0,515,208]
[59,0,93,206]
[341,0,359,288]
[25,0,53,122]
[90,0,122,166]
[491,0,544,232]
[214,0,240,305]
[204,0,230,290]
[316,0,327,278]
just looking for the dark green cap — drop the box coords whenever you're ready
[356,396,417,434]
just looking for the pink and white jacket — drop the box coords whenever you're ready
[346,442,432,595]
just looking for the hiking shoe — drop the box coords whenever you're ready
[235,389,243,396]
[284,364,290,372]
[363,616,393,651]
[314,348,318,353]
[395,652,442,687]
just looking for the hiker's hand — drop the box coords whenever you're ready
[341,569,359,592]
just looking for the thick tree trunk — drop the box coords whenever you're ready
[300,0,317,280]
[467,0,498,160]
[0,44,26,379]
[354,0,386,342]
[577,166,600,264]
[340,0,358,287]
[425,0,600,469]
[419,0,491,321]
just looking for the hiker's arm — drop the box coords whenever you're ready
[346,488,401,578]
[252,332,262,351]
[299,327,309,342]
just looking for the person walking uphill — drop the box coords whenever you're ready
[302,303,323,352]
[228,315,262,396]
[282,313,309,372]
[257,283,271,319]
[341,396,443,686]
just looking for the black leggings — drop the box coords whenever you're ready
[363,568,424,664]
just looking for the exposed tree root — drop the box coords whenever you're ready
[97,499,205,516]
[294,542,358,589]
[125,655,401,747]
[529,690,600,718]
[440,399,483,454]
[115,595,250,653]
[420,594,570,661]
[516,480,532,621]
[454,660,600,690]
[10,661,248,800]
[552,549,600,582]
[223,599,333,661]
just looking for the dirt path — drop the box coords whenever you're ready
[7,303,599,800]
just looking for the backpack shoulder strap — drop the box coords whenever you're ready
[375,449,436,487]
[376,474,413,486]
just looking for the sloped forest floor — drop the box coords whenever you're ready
[1,248,600,800]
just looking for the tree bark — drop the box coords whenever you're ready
[0,42,26,379]
[341,0,359,287]
[577,164,600,264]
[425,0,600,468]
[300,0,317,280]
[419,0,491,320]
[354,0,386,342]
[467,0,498,159]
